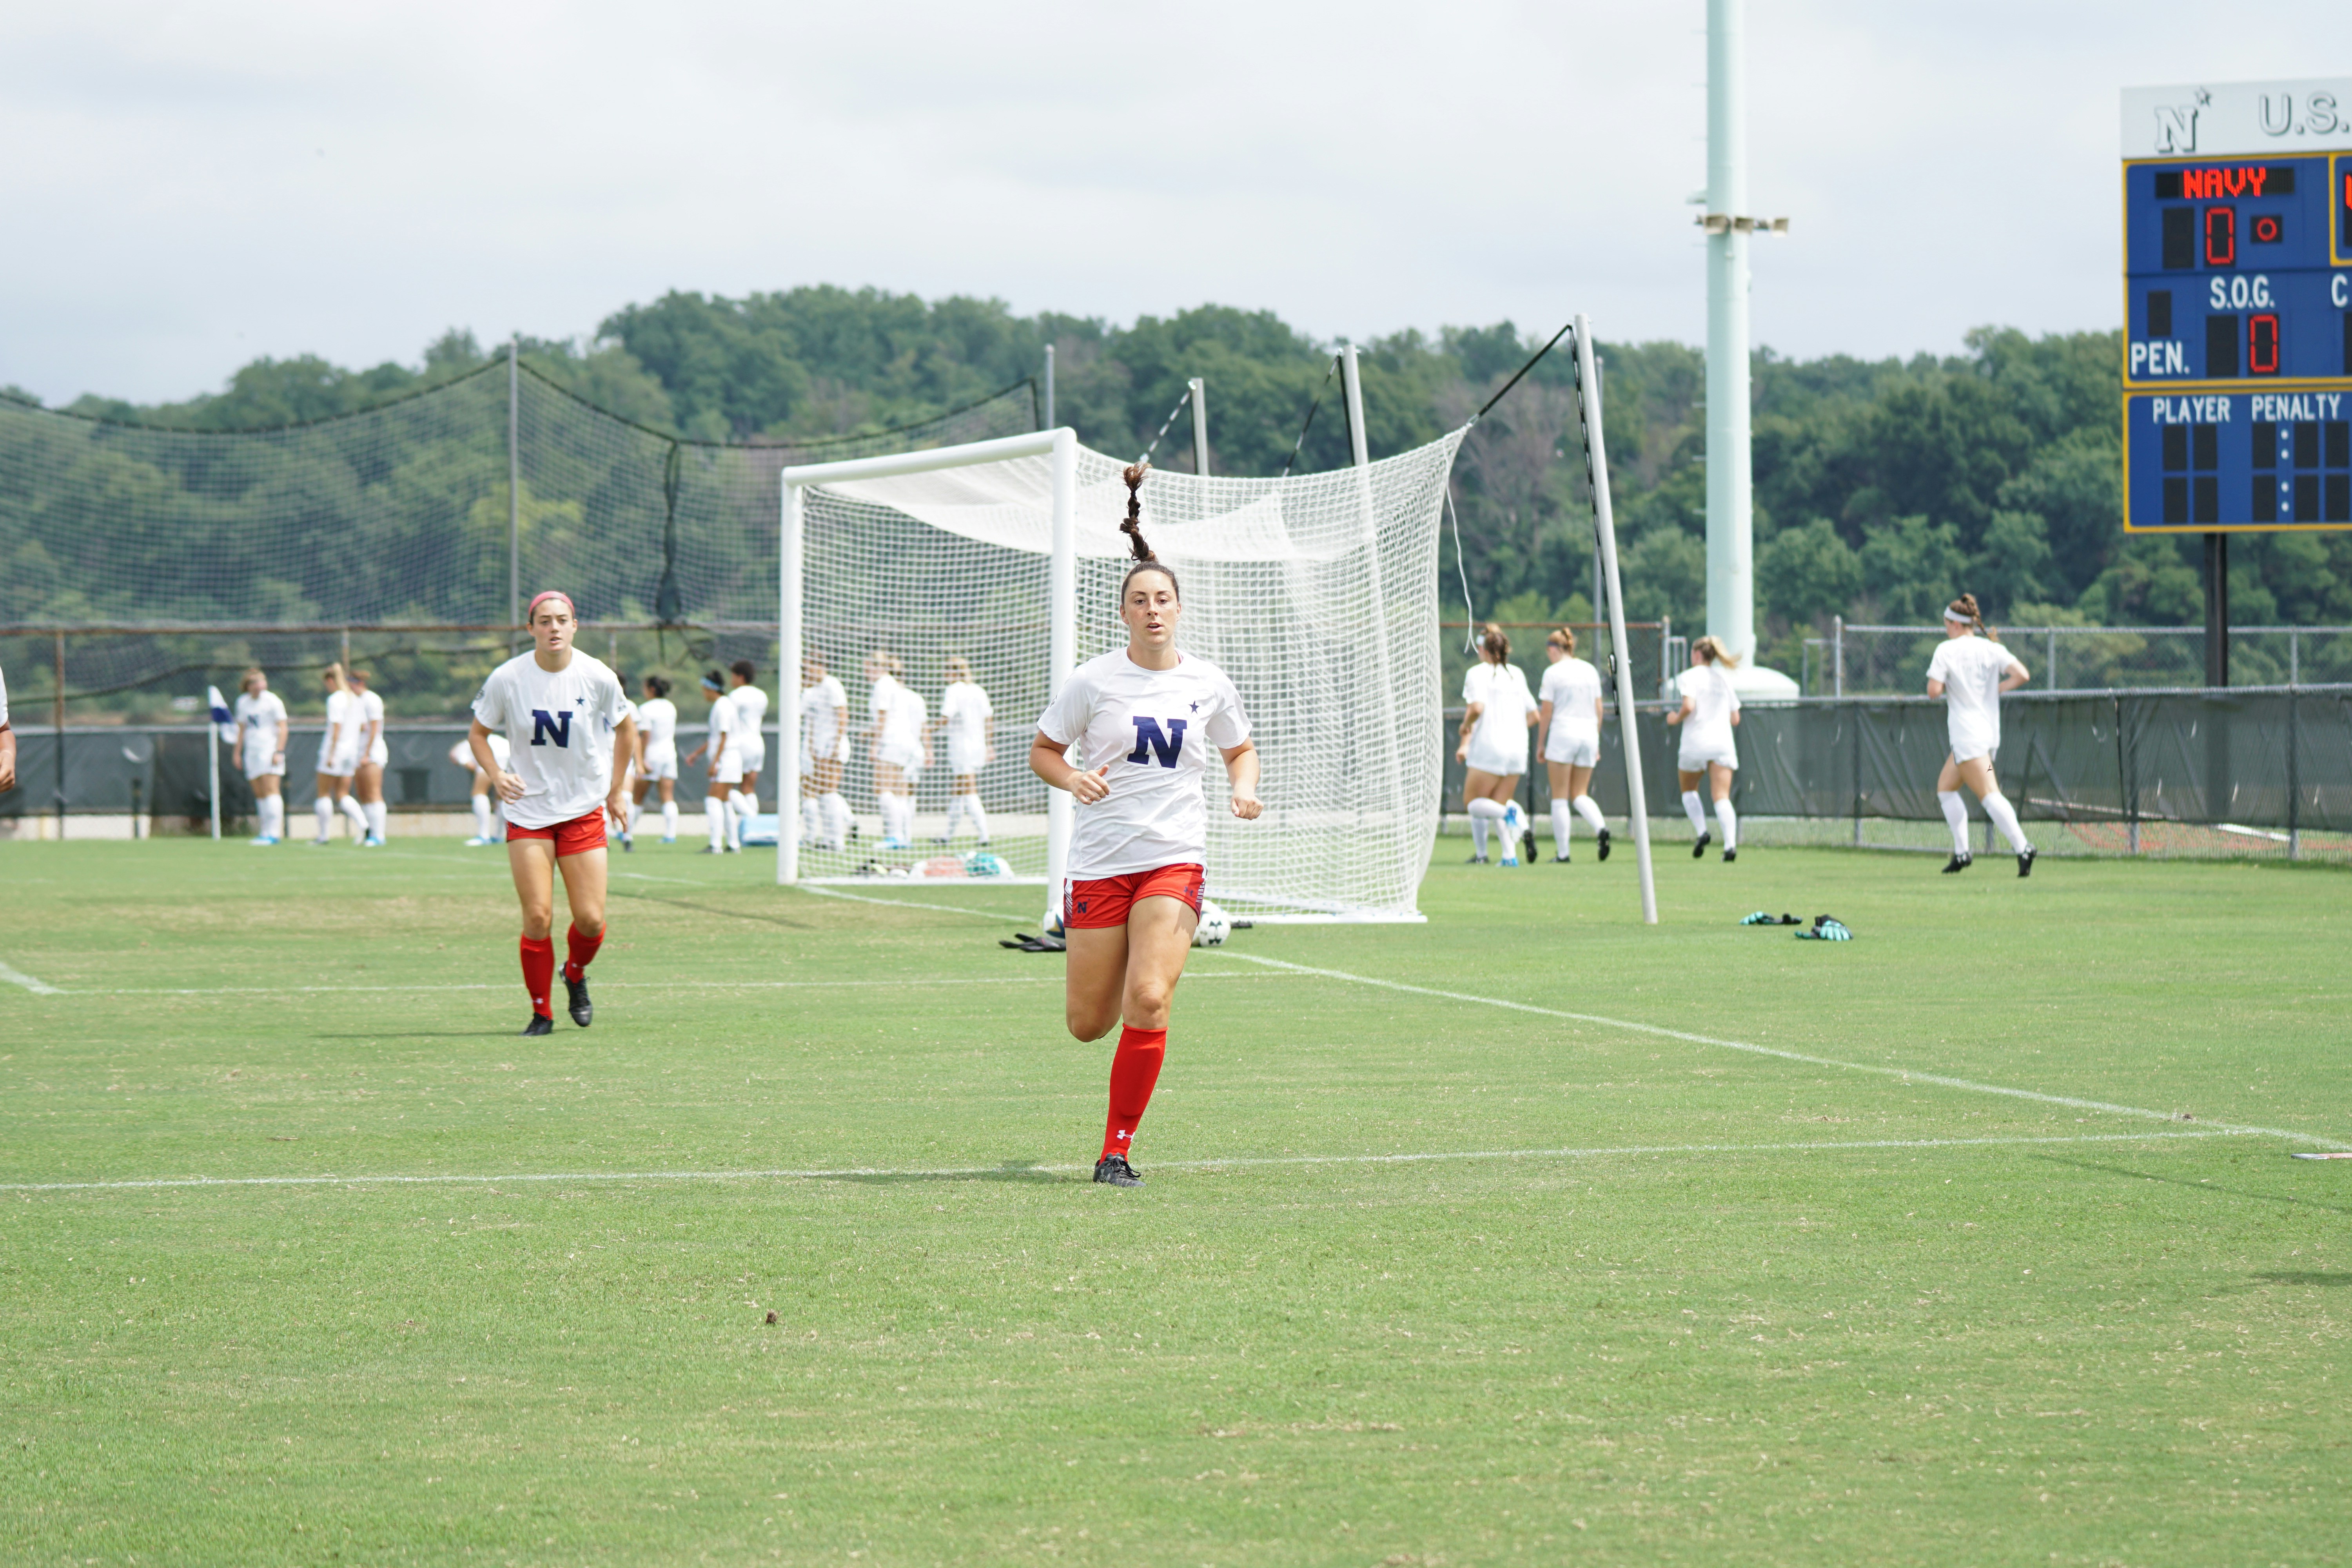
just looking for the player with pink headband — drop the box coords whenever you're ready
[468,590,637,1034]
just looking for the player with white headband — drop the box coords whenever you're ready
[1030,462,1260,1188]
[629,675,681,844]
[1928,592,2036,877]
[685,670,746,853]
[468,590,636,1034]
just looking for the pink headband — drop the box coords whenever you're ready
[526,590,575,619]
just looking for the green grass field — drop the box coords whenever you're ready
[3,835,2348,1566]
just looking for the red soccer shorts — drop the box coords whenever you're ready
[1063,863,1205,929]
[504,808,609,858]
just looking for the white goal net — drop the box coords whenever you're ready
[779,426,1465,922]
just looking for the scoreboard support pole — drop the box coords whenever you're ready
[2203,532,2229,686]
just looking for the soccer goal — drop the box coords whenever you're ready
[777,425,1465,922]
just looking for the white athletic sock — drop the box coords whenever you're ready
[259,796,283,839]
[625,798,640,835]
[471,795,493,838]
[661,799,679,839]
[801,796,823,842]
[1714,797,1737,852]
[940,794,965,840]
[1550,799,1573,857]
[1573,795,1607,833]
[1981,791,2031,855]
[730,789,753,848]
[1682,790,1708,836]
[822,792,849,850]
[338,795,368,837]
[965,796,989,842]
[1466,797,1504,857]
[1938,789,1970,854]
[365,800,387,840]
[705,797,728,850]
[313,797,333,840]
[886,791,913,842]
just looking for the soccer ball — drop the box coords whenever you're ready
[1192,898,1231,948]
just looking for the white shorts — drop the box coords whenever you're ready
[710,752,744,786]
[736,741,766,775]
[315,744,360,779]
[1678,744,1739,773]
[948,739,989,776]
[242,748,283,780]
[641,748,678,782]
[1463,735,1528,778]
[365,737,388,769]
[875,742,923,772]
[1950,737,1998,767]
[1544,732,1599,769]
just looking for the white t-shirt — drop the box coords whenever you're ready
[705,690,745,751]
[1927,634,2023,761]
[1462,661,1537,762]
[356,688,387,764]
[449,733,512,771]
[320,689,363,763]
[1036,649,1251,880]
[731,683,770,757]
[1676,663,1741,766]
[1539,657,1602,742]
[637,697,678,759]
[469,650,630,828]
[870,675,927,766]
[800,676,848,764]
[942,681,993,759]
[235,690,288,770]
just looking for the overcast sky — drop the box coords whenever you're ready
[1,2,2337,406]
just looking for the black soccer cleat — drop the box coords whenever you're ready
[564,971,593,1027]
[1552,852,1571,864]
[1465,852,1488,865]
[521,1012,554,1037]
[1691,831,1711,859]
[2017,846,2037,879]
[1093,1155,1144,1187]
[1596,827,1611,862]
[1941,852,1973,875]
[1722,847,1737,864]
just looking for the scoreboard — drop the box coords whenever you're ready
[2122,80,2352,532]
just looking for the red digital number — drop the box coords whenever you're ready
[2249,313,2281,374]
[2205,205,2236,266]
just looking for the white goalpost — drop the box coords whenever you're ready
[777,423,1465,922]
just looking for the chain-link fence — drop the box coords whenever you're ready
[1802,621,2352,696]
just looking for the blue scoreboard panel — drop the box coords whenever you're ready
[2122,81,2352,532]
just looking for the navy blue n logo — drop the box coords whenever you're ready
[529,709,573,747]
[1127,716,1187,767]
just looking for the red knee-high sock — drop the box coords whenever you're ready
[519,935,555,1018]
[1102,1026,1167,1162]
[564,922,604,983]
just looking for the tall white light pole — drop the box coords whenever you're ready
[1705,0,1754,666]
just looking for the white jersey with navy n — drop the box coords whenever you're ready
[1927,634,2020,763]
[470,650,630,829]
[1037,649,1251,880]
[236,690,289,777]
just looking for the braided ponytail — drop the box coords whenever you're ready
[1948,593,1996,642]
[1116,461,1180,600]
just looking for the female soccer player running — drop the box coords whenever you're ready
[1030,463,1259,1188]
[347,668,388,847]
[310,663,370,846]
[1454,624,1537,865]
[1666,636,1742,862]
[1928,593,2036,877]
[469,591,635,1035]
[865,651,928,850]
[630,675,681,844]
[1536,626,1609,863]
[798,652,852,851]
[930,654,995,846]
[233,668,290,844]
[685,672,744,853]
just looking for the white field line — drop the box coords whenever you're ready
[1219,953,2352,1153]
[0,1128,2263,1196]
[61,971,1268,999]
[0,961,63,996]
[798,884,1032,918]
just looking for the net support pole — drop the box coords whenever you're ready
[777,479,805,885]
[208,720,220,842]
[1044,426,1078,919]
[1340,345,1411,900]
[1044,344,1056,428]
[508,336,522,655]
[1572,316,1657,924]
[1189,377,1210,476]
